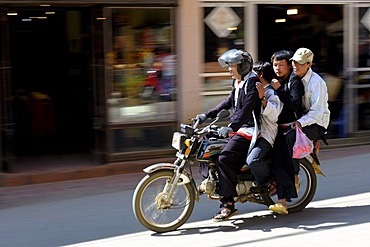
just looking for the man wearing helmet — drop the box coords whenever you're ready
[196,49,261,221]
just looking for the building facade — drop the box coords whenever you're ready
[0,0,369,169]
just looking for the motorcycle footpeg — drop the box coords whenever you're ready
[208,194,223,200]
[250,186,269,194]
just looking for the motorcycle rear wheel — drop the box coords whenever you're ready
[262,158,317,213]
[132,170,195,233]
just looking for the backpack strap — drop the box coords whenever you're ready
[243,72,259,96]
[247,110,259,155]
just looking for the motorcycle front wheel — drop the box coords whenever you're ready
[132,170,195,233]
[262,158,317,213]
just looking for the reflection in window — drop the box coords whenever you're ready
[202,7,244,112]
[113,125,176,152]
[203,7,244,76]
[358,8,370,130]
[359,8,370,68]
[107,8,176,123]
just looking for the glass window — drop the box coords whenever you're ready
[112,125,176,153]
[357,7,370,130]
[107,8,176,124]
[202,6,244,112]
[203,6,244,74]
[359,7,370,68]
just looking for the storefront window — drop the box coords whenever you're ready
[202,6,244,112]
[107,8,176,124]
[357,7,370,130]
[112,125,176,153]
[103,7,176,158]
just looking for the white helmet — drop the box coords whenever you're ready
[218,49,253,77]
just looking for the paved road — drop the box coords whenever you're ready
[70,193,370,247]
[0,145,369,247]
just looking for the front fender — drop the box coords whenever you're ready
[143,163,200,202]
[143,163,177,173]
[143,163,191,185]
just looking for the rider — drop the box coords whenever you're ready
[246,61,282,187]
[270,50,305,214]
[269,48,330,214]
[196,49,261,222]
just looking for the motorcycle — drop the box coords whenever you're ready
[132,109,326,233]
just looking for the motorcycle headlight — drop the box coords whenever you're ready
[180,123,194,135]
[172,132,187,150]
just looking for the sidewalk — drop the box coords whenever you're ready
[1,134,369,188]
[0,156,175,187]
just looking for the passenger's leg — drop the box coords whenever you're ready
[247,137,273,186]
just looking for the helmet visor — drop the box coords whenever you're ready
[218,49,244,68]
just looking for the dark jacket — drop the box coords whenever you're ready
[205,72,261,131]
[275,73,304,124]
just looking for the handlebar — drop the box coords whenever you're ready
[193,118,201,130]
[187,109,230,137]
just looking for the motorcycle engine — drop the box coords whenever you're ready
[198,177,216,195]
[236,181,256,196]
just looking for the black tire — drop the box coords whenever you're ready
[132,170,195,233]
[262,158,317,213]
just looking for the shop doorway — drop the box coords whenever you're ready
[257,4,344,138]
[8,8,94,169]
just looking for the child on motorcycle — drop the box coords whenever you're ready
[246,61,282,188]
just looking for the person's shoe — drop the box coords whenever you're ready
[269,203,288,214]
[212,207,239,222]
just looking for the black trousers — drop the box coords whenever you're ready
[217,134,251,204]
[272,127,297,200]
[247,137,273,186]
[273,124,326,200]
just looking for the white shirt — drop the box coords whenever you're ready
[260,85,283,146]
[299,68,331,129]
[234,73,251,107]
[234,79,245,107]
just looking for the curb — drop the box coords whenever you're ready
[0,157,174,187]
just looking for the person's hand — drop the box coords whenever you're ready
[218,127,233,138]
[256,82,264,99]
[271,78,281,90]
[196,114,207,124]
[291,121,302,130]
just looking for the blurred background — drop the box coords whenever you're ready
[0,0,369,171]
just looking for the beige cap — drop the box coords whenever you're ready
[290,48,314,64]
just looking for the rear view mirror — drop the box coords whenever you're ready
[216,109,230,120]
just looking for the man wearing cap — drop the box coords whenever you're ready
[268,48,331,214]
[289,48,330,139]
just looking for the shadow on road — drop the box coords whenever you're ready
[152,204,370,239]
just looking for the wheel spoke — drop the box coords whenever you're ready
[132,170,195,232]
